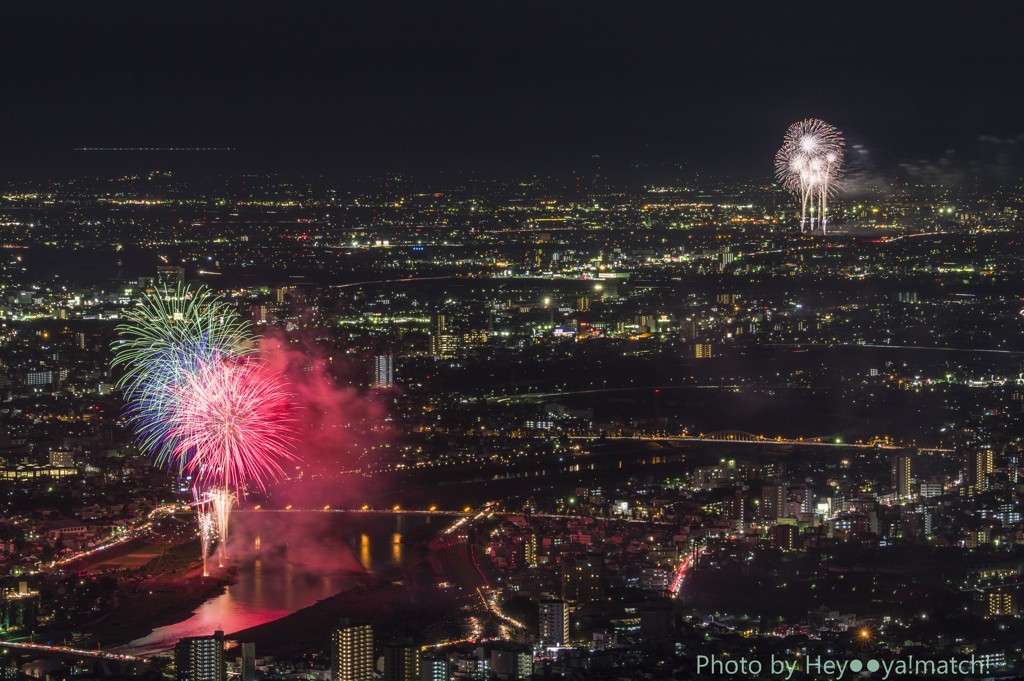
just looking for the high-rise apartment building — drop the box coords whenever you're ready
[760,484,786,521]
[490,649,532,680]
[420,654,448,681]
[538,600,569,646]
[769,523,798,551]
[239,643,256,681]
[799,486,814,513]
[974,589,1018,618]
[174,630,225,681]
[965,450,995,494]
[690,342,712,359]
[374,354,394,388]
[382,646,420,681]
[561,554,604,604]
[891,453,913,499]
[331,620,373,681]
[723,489,743,531]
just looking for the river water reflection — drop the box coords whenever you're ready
[124,512,427,654]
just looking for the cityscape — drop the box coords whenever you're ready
[2,3,1024,681]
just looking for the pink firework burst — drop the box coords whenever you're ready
[169,356,298,495]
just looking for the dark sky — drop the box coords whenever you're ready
[1,2,1022,183]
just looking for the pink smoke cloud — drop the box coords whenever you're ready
[256,328,393,481]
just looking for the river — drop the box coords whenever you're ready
[124,512,429,655]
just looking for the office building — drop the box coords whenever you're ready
[331,620,373,681]
[539,599,569,646]
[174,630,225,681]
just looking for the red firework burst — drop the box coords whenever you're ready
[169,356,298,494]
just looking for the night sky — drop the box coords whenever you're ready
[1,2,1022,182]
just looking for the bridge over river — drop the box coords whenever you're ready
[575,430,952,452]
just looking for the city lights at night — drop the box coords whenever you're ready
[0,2,1021,679]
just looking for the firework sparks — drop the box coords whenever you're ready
[113,285,254,472]
[210,488,236,565]
[114,285,301,573]
[114,285,298,495]
[169,356,298,494]
[198,509,216,577]
[775,119,845,233]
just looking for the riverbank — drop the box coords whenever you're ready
[226,579,458,656]
[86,564,237,650]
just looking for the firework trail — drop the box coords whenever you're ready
[198,509,216,577]
[210,488,236,565]
[775,119,845,233]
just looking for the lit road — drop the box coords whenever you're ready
[0,641,142,662]
[670,547,706,596]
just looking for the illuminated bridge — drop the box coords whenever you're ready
[575,432,952,452]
